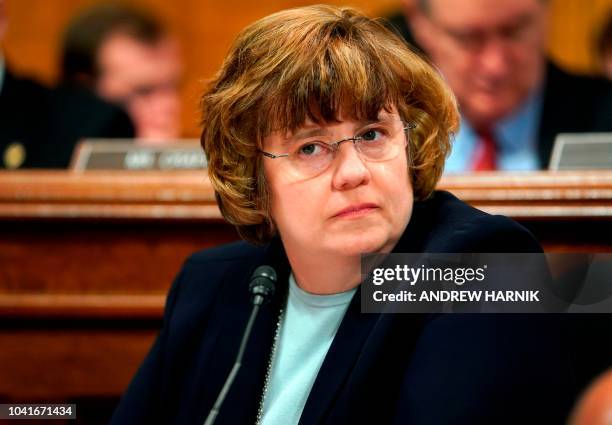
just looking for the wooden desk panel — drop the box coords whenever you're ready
[0,170,610,411]
[0,219,236,317]
[0,326,158,400]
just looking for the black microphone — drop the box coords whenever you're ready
[203,265,277,425]
[250,265,277,305]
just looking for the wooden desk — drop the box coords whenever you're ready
[0,170,611,413]
[0,171,238,408]
[439,171,612,252]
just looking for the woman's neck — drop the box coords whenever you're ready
[285,249,362,295]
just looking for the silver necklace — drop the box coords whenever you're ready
[255,303,285,425]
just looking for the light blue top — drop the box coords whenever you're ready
[444,88,544,173]
[260,273,357,425]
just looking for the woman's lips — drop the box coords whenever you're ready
[332,203,379,219]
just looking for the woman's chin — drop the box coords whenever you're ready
[323,232,394,258]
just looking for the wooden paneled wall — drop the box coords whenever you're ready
[548,0,612,74]
[2,0,611,138]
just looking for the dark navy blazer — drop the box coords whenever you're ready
[111,191,605,424]
[0,69,134,169]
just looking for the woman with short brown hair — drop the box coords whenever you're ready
[201,4,458,244]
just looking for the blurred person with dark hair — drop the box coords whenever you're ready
[597,13,612,81]
[390,0,612,172]
[0,0,134,169]
[60,3,183,141]
[385,0,423,54]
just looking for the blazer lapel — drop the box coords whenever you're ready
[191,239,291,424]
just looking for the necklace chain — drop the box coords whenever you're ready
[255,302,285,425]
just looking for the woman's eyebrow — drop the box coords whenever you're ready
[289,127,331,142]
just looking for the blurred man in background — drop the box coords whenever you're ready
[393,0,612,172]
[60,4,183,142]
[0,0,134,169]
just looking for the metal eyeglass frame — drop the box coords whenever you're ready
[259,122,416,160]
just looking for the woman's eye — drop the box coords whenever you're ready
[298,143,321,156]
[360,129,383,141]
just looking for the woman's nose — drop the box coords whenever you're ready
[330,142,371,190]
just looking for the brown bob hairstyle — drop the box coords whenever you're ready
[201,5,459,245]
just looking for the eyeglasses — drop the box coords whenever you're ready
[261,119,415,180]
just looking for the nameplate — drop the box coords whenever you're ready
[71,139,207,171]
[549,133,612,170]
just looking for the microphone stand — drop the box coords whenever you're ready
[203,266,276,425]
[203,304,261,425]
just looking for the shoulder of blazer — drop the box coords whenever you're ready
[155,241,272,353]
[172,240,269,293]
[185,240,267,265]
[164,241,272,317]
[49,84,135,138]
[544,61,612,102]
[0,69,50,129]
[401,191,542,253]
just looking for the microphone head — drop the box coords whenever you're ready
[249,265,277,305]
[251,265,277,283]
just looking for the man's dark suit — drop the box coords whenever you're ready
[537,62,612,166]
[386,14,612,169]
[0,69,134,169]
[111,191,607,425]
